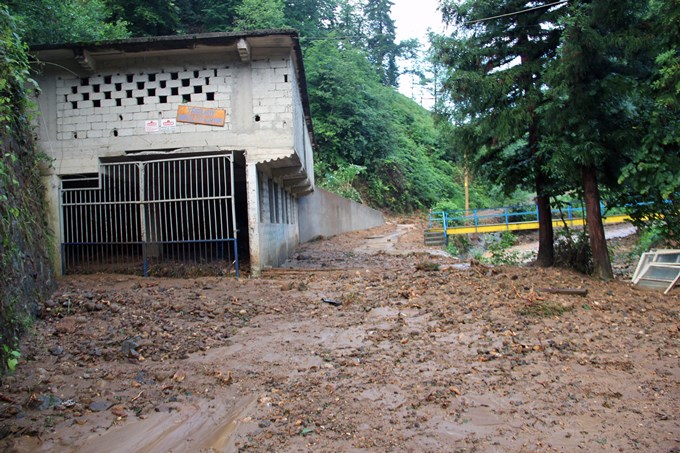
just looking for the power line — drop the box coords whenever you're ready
[465,0,569,25]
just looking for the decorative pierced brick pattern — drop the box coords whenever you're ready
[54,67,232,140]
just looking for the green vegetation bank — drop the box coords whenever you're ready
[0,7,54,375]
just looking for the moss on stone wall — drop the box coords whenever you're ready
[0,6,54,377]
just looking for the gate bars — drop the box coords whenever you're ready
[59,153,239,277]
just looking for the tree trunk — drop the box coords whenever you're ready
[582,165,613,280]
[464,165,469,216]
[531,123,554,267]
[535,173,554,267]
[522,40,554,268]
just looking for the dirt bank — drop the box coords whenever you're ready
[1,220,678,452]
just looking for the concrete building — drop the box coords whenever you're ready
[31,30,383,277]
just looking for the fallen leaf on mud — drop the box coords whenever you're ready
[219,372,233,385]
[111,405,127,417]
[54,318,77,334]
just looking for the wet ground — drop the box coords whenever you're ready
[0,220,678,452]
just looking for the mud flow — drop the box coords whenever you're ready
[1,220,678,452]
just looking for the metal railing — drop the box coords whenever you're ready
[428,202,630,240]
[430,203,589,228]
[60,153,239,277]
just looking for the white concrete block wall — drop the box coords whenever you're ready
[251,59,293,129]
[37,48,315,274]
[54,66,234,141]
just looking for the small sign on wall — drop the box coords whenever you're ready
[176,105,226,127]
[160,118,177,132]
[145,119,177,133]
[145,120,160,132]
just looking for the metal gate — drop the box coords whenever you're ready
[60,153,239,277]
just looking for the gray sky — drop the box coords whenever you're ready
[392,0,444,42]
[392,0,446,107]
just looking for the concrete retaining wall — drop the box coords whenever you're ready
[298,188,384,242]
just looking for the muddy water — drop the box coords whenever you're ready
[74,394,258,453]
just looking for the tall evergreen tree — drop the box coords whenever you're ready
[543,0,651,279]
[363,0,399,86]
[433,0,564,266]
[284,0,340,37]
[616,0,680,242]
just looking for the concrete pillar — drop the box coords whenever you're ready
[42,174,62,275]
[245,161,261,276]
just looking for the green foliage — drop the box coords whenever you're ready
[446,235,471,257]
[284,0,339,37]
[194,0,241,32]
[8,0,129,45]
[233,0,288,30]
[2,344,20,372]
[0,6,55,377]
[316,163,365,203]
[435,0,677,272]
[434,0,562,267]
[0,7,33,130]
[613,0,680,243]
[482,231,525,266]
[634,224,670,254]
[554,228,593,275]
[362,0,399,86]
[105,0,178,37]
[303,36,394,167]
[433,0,562,170]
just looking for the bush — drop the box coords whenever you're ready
[446,235,471,257]
[554,228,592,274]
[483,231,525,265]
[317,164,365,203]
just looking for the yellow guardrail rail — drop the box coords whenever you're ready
[428,214,631,236]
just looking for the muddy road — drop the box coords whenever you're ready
[1,221,678,452]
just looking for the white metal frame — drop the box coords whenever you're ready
[632,249,680,294]
[59,153,238,277]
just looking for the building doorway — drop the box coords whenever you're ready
[59,152,241,277]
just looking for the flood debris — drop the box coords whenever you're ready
[321,298,341,307]
[536,287,589,296]
[0,220,677,452]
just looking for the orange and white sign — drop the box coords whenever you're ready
[176,106,226,127]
